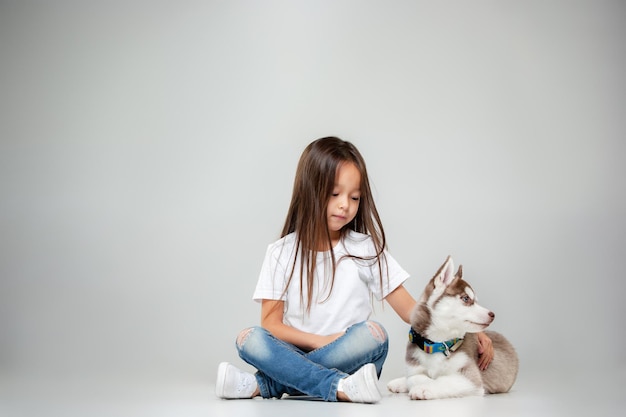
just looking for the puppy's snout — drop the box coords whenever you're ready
[488,311,495,322]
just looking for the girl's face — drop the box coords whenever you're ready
[327,162,361,243]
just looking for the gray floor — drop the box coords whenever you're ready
[3,365,625,417]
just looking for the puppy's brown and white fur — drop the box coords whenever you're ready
[387,256,519,400]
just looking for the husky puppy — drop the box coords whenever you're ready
[387,256,519,400]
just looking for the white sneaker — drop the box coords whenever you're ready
[215,362,258,399]
[340,363,381,403]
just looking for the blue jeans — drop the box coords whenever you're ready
[236,321,388,401]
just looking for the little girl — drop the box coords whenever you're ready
[216,137,493,403]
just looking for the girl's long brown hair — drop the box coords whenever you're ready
[280,137,388,313]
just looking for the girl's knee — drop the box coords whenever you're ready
[236,326,273,364]
[236,326,265,349]
[365,321,388,344]
[236,327,255,348]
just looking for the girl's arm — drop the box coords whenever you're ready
[261,299,343,351]
[384,284,416,323]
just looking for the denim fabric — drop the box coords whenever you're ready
[236,321,388,401]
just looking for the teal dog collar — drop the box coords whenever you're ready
[409,328,463,357]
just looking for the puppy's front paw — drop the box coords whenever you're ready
[409,386,434,400]
[387,377,408,393]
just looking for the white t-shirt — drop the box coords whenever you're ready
[253,230,409,335]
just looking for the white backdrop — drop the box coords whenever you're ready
[1,0,624,386]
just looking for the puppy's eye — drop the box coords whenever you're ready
[461,295,470,303]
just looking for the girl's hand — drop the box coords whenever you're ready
[313,332,344,350]
[476,332,494,370]
[261,299,344,351]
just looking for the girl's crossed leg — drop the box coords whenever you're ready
[234,321,388,402]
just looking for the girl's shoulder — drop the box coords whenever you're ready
[264,232,298,260]
[265,231,376,258]
[268,232,297,249]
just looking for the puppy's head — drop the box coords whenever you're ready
[411,256,495,337]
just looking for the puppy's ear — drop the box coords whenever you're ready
[434,256,456,289]
[455,265,463,279]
